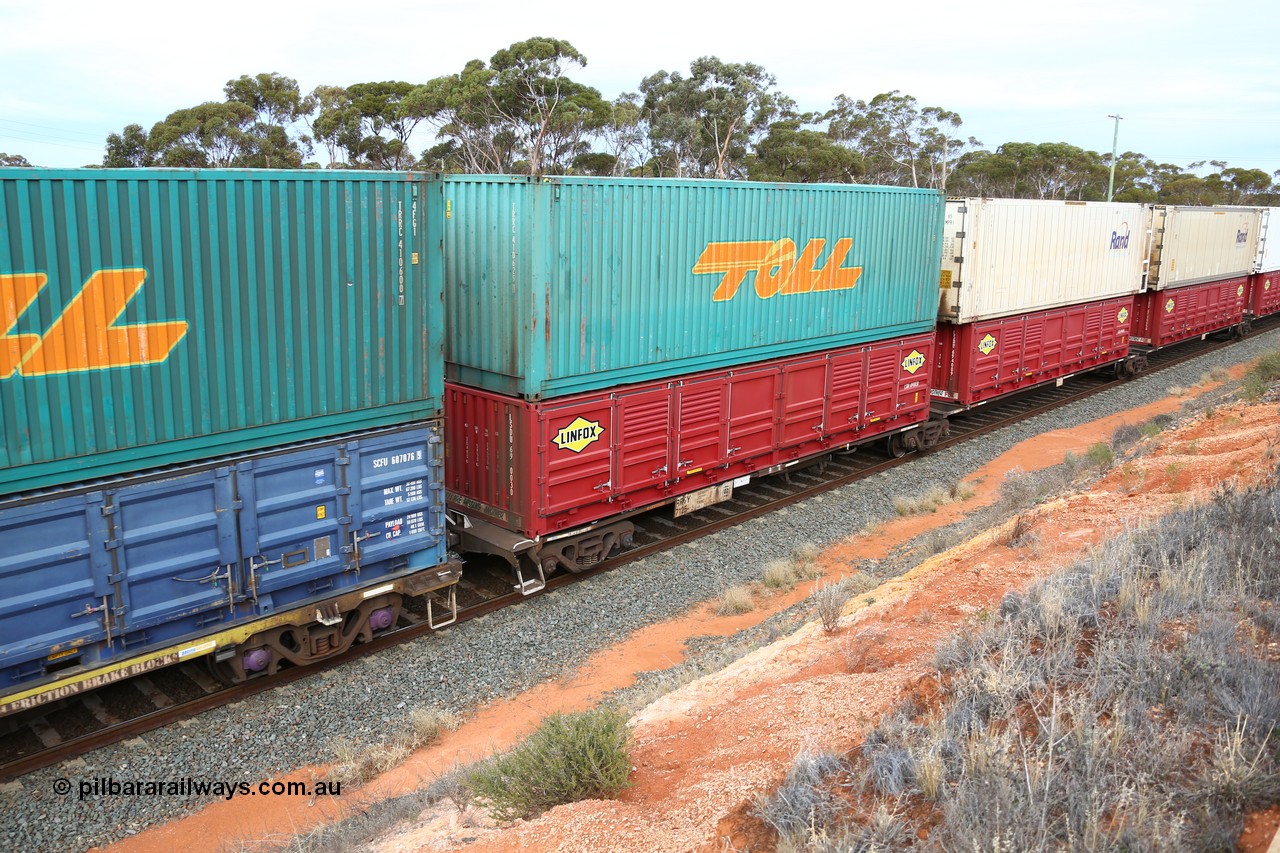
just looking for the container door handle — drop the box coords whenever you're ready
[72,596,114,645]
[651,465,668,477]
[592,481,612,492]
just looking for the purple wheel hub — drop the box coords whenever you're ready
[242,647,272,673]
[369,606,395,631]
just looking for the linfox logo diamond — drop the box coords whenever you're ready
[901,350,925,374]
[1117,307,1130,323]
[978,333,998,355]
[1166,298,1176,314]
[553,417,605,453]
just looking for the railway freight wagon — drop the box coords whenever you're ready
[0,169,459,717]
[932,198,1148,409]
[1130,205,1260,348]
[442,176,944,590]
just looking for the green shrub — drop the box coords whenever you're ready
[1086,442,1114,467]
[1241,350,1280,399]
[468,708,633,822]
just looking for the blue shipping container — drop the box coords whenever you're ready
[0,420,449,707]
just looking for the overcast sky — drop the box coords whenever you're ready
[3,0,1277,174]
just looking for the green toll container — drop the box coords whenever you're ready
[1,168,445,495]
[443,175,943,400]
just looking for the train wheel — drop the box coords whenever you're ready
[887,433,909,458]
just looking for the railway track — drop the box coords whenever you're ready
[2,320,1273,782]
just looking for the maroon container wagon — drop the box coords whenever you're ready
[445,333,939,592]
[931,296,1136,409]
[1130,277,1250,348]
[1248,271,1280,319]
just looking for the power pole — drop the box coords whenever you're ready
[1107,114,1123,202]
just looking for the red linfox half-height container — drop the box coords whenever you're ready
[1249,271,1280,318]
[931,296,1134,409]
[446,333,935,570]
[1130,277,1249,347]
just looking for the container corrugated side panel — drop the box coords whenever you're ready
[1,169,445,495]
[444,176,942,400]
[939,198,1146,323]
[1149,206,1260,289]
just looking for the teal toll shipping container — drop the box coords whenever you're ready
[443,176,944,400]
[1,169,445,495]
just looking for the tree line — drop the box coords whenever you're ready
[4,36,1277,205]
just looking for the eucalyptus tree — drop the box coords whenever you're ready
[103,124,155,167]
[224,72,314,167]
[640,57,794,179]
[827,90,976,190]
[417,37,609,175]
[344,82,432,170]
[146,102,259,167]
[748,117,861,183]
[599,93,648,176]
[308,85,365,167]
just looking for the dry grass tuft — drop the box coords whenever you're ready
[717,585,755,615]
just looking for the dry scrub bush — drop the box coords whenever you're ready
[717,584,755,615]
[813,581,851,632]
[763,558,799,589]
[826,477,1280,849]
[752,748,849,848]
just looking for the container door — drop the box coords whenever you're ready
[727,367,779,461]
[0,494,114,668]
[674,378,728,474]
[112,469,241,634]
[344,426,447,577]
[236,446,349,607]
[1020,313,1045,376]
[780,357,828,446]
[827,349,867,431]
[540,399,614,517]
[614,388,673,494]
[863,344,899,424]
